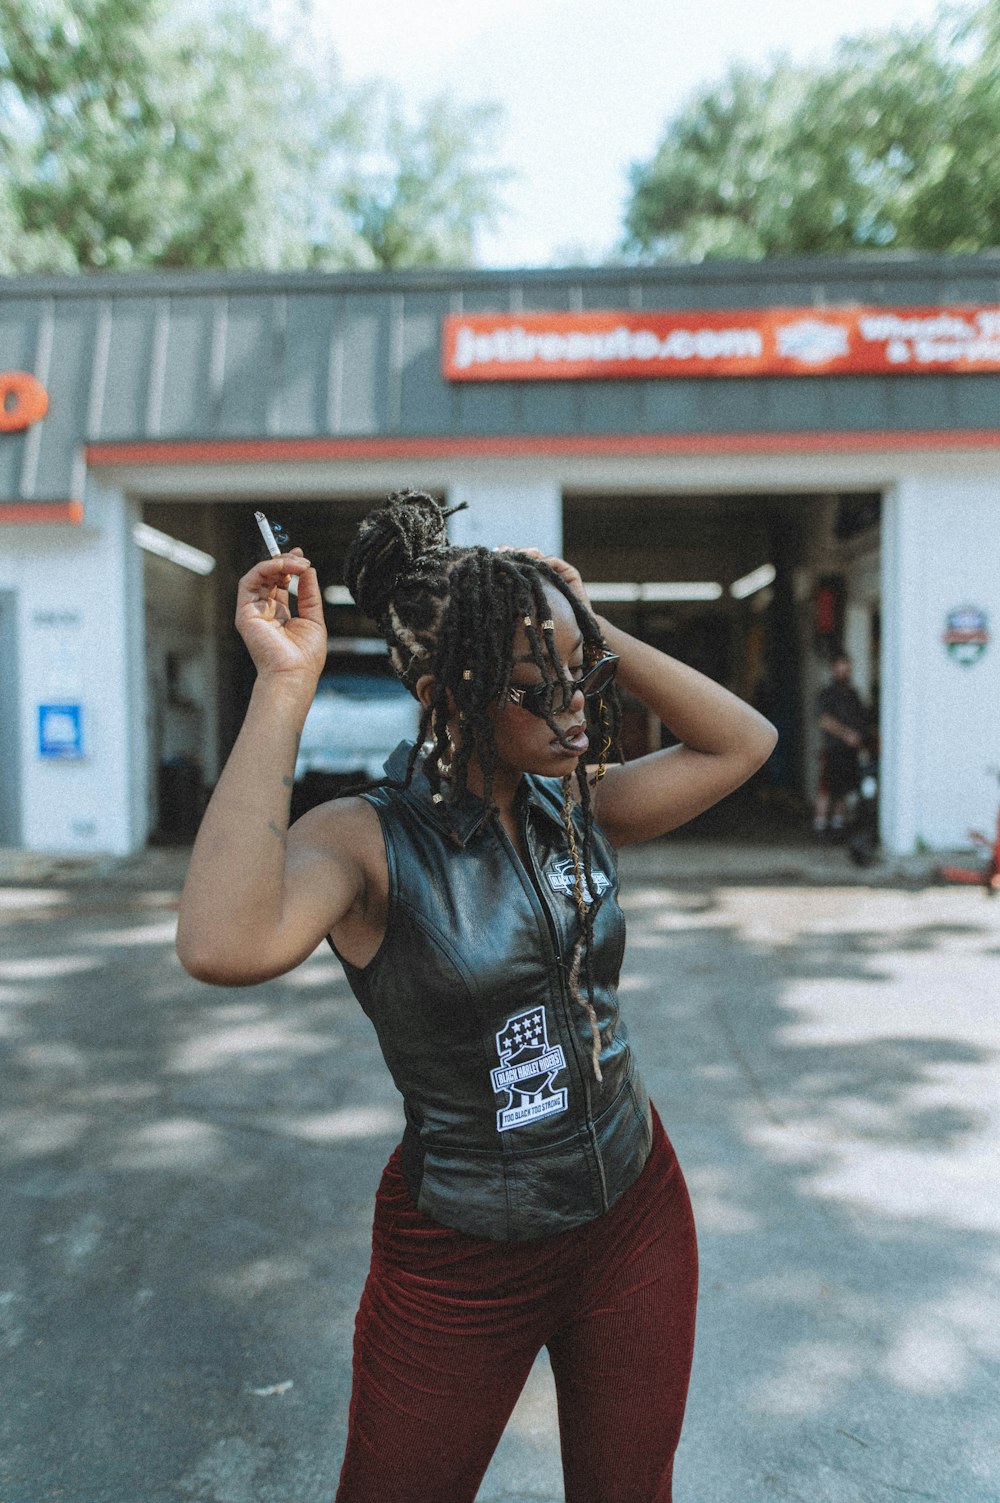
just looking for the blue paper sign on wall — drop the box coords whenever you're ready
[38,703,84,760]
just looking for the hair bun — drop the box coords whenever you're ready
[344,489,456,621]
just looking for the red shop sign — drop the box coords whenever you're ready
[442,305,1000,382]
[0,371,49,430]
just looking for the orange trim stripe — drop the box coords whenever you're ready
[0,501,83,524]
[85,430,1000,467]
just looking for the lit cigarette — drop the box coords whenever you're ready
[255,511,281,557]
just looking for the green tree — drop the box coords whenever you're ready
[338,95,508,271]
[0,0,508,272]
[623,0,1000,260]
[0,0,316,270]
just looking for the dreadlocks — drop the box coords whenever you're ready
[343,489,623,1081]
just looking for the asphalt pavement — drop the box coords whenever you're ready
[1,840,998,1503]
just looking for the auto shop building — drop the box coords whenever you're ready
[0,252,998,856]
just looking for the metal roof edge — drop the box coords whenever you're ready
[0,251,998,301]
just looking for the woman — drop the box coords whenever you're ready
[177,490,777,1503]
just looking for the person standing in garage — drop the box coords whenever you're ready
[814,651,871,836]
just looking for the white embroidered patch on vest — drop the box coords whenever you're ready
[545,855,611,904]
[490,1006,568,1133]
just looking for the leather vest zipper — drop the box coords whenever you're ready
[493,803,609,1213]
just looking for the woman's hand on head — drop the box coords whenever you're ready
[496,547,593,613]
[235,549,327,682]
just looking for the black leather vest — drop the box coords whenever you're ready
[333,741,653,1241]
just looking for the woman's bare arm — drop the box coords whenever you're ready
[175,551,370,985]
[589,616,778,846]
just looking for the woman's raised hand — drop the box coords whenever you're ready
[497,547,593,613]
[235,548,327,682]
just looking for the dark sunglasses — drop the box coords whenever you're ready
[505,654,619,718]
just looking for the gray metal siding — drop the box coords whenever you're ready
[455,380,521,435]
[0,297,41,498]
[158,297,218,438]
[279,294,333,436]
[337,294,392,435]
[579,380,641,434]
[32,298,97,497]
[521,380,580,435]
[883,374,949,431]
[0,256,998,503]
[216,295,279,437]
[0,295,41,370]
[398,290,453,435]
[100,298,156,439]
[949,375,1000,428]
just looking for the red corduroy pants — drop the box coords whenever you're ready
[334,1106,698,1503]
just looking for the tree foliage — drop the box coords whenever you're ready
[339,96,508,271]
[623,0,1000,260]
[0,0,508,273]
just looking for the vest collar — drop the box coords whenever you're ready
[382,740,568,849]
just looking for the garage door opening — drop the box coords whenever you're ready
[138,489,880,846]
[563,490,881,841]
[140,495,422,843]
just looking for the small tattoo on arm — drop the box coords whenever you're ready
[267,820,288,849]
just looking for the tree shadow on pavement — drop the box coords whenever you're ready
[0,876,402,1503]
[617,874,1000,1503]
[1,868,998,1503]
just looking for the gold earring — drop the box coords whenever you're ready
[438,724,458,779]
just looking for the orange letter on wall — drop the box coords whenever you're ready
[0,371,49,432]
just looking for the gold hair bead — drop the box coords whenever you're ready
[462,669,473,680]
[523,615,532,627]
[432,793,444,804]
[541,618,554,631]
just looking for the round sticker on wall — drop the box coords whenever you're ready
[943,605,990,666]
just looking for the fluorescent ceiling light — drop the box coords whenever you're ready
[587,583,641,602]
[730,563,776,599]
[329,578,729,608]
[133,522,215,575]
[642,582,723,602]
[587,581,723,603]
[327,637,387,654]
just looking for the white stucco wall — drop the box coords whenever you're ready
[4,483,148,855]
[881,474,1000,853]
